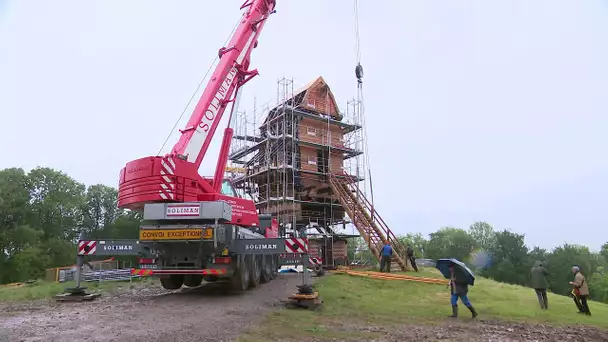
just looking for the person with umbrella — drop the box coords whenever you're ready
[436,258,478,319]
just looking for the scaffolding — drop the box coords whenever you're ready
[228,77,366,266]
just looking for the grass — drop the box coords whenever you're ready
[239,267,608,341]
[0,277,151,302]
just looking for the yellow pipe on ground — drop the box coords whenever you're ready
[362,271,446,282]
[335,270,448,285]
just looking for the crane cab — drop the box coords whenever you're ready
[220,179,240,198]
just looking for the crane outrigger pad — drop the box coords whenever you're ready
[55,287,101,302]
[285,284,323,309]
[55,292,101,302]
[286,291,323,309]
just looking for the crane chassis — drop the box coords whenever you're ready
[77,201,309,291]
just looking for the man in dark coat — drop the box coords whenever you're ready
[406,245,419,272]
[379,242,393,273]
[448,262,478,318]
[530,260,549,309]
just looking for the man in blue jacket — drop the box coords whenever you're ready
[380,241,393,273]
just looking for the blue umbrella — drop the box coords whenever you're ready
[435,258,475,286]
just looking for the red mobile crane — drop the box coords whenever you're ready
[74,0,315,292]
[117,0,275,228]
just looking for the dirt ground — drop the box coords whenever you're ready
[2,274,608,342]
[327,320,608,342]
[0,274,304,342]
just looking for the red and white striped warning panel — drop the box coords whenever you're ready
[78,240,97,255]
[285,237,308,253]
[309,257,323,265]
[158,156,176,201]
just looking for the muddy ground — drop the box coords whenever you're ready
[0,274,303,342]
[1,274,608,342]
[330,321,608,342]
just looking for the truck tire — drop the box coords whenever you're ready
[260,255,273,284]
[249,255,261,288]
[160,275,184,290]
[231,255,250,292]
[184,274,203,287]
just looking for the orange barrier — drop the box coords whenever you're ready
[130,269,154,277]
[335,269,448,285]
[0,282,25,288]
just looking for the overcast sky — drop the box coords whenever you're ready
[1,0,606,251]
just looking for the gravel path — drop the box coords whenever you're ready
[0,273,304,342]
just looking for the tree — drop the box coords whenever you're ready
[589,272,608,303]
[468,221,496,251]
[0,168,34,283]
[425,227,475,261]
[27,167,86,241]
[592,252,606,269]
[484,230,529,285]
[83,184,123,237]
[0,168,30,228]
[0,166,148,283]
[101,211,141,239]
[11,246,50,281]
[601,242,608,262]
[528,246,548,264]
[397,233,427,257]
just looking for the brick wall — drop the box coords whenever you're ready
[300,86,340,119]
[332,240,347,259]
[329,152,344,173]
[298,118,344,148]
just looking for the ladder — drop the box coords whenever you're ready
[328,172,408,271]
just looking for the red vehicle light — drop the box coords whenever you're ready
[212,257,231,264]
[139,258,155,264]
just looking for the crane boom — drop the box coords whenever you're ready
[172,0,275,168]
[117,0,276,228]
